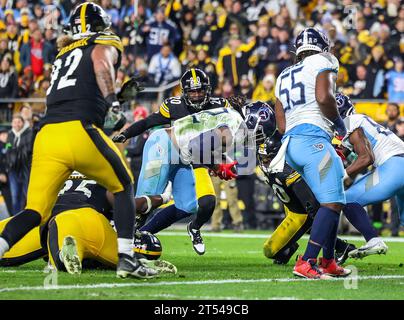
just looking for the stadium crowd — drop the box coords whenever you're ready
[0,0,402,235]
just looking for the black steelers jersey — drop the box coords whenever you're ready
[261,163,319,215]
[52,177,112,220]
[45,32,123,128]
[124,96,230,138]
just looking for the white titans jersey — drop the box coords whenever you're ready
[173,107,246,164]
[275,52,339,137]
[343,114,404,167]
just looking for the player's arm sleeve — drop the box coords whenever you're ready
[122,110,171,138]
[313,53,339,76]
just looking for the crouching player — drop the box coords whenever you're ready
[0,172,176,275]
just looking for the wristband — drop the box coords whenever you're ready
[141,196,152,214]
[332,116,347,136]
[343,169,350,180]
[105,93,119,108]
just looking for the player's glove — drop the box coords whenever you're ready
[117,76,145,104]
[104,94,127,132]
[112,132,128,143]
[213,161,238,180]
[227,94,247,116]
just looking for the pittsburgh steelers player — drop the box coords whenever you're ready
[0,171,174,275]
[113,68,231,255]
[0,2,156,279]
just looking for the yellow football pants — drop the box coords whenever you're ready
[0,217,44,266]
[25,121,133,224]
[160,167,215,208]
[263,206,309,258]
[47,208,118,268]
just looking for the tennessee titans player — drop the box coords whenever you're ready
[274,28,351,279]
[337,93,404,258]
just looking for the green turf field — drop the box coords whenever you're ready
[0,229,404,300]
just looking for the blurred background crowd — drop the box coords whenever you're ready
[0,0,402,235]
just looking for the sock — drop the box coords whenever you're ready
[0,237,9,258]
[323,217,339,260]
[190,195,216,230]
[113,185,136,239]
[303,207,340,261]
[141,205,190,234]
[118,238,134,257]
[343,202,378,242]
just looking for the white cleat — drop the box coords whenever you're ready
[187,222,205,255]
[348,237,388,259]
[60,236,82,275]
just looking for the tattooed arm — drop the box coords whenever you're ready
[91,44,119,100]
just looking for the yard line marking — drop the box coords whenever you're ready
[158,231,404,243]
[1,275,404,293]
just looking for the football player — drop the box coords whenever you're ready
[0,172,174,275]
[336,93,403,258]
[134,105,251,239]
[0,2,158,279]
[113,68,231,255]
[274,28,351,278]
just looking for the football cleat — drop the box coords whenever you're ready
[116,253,158,279]
[187,222,205,255]
[59,236,82,275]
[318,257,352,277]
[335,240,357,265]
[273,242,299,265]
[293,255,331,279]
[139,258,178,274]
[348,237,388,259]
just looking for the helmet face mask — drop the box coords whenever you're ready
[181,68,211,110]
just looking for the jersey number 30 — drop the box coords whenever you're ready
[47,48,83,95]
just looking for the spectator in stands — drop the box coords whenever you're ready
[267,28,293,73]
[396,117,404,141]
[20,28,53,78]
[0,126,11,217]
[6,114,32,215]
[140,6,180,62]
[192,11,221,56]
[385,57,404,103]
[238,75,253,100]
[252,74,276,104]
[351,64,374,99]
[148,43,181,87]
[382,103,401,134]
[194,44,218,92]
[0,56,18,123]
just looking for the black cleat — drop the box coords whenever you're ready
[335,240,357,265]
[273,242,299,265]
[187,222,205,255]
[116,253,158,279]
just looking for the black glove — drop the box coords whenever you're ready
[117,76,145,104]
[112,132,127,143]
[104,102,127,132]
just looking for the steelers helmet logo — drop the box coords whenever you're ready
[189,76,202,89]
[258,108,270,122]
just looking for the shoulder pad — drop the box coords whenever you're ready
[306,52,339,74]
[93,32,123,53]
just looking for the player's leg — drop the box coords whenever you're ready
[0,217,45,266]
[286,136,349,278]
[0,123,72,258]
[74,122,157,279]
[188,167,216,230]
[263,206,311,264]
[210,176,223,231]
[396,189,404,227]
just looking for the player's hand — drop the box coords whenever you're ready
[104,104,127,132]
[117,76,145,104]
[112,132,128,143]
[215,161,238,180]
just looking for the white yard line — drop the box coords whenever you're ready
[1,275,404,293]
[158,231,404,243]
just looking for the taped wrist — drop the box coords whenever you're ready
[105,93,120,110]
